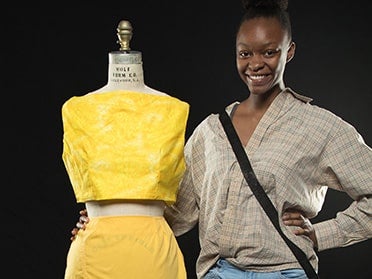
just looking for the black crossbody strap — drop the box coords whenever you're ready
[219,110,319,279]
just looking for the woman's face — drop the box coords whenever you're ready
[236,17,295,97]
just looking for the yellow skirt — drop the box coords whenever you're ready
[64,215,187,279]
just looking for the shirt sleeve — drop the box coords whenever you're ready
[164,127,202,237]
[313,120,372,251]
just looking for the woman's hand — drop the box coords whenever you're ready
[282,209,318,250]
[70,209,90,241]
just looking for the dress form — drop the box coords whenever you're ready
[63,19,188,279]
[92,20,166,95]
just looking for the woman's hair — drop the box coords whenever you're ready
[240,0,292,40]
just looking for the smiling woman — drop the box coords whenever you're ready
[164,0,372,278]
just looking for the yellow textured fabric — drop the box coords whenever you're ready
[64,215,187,279]
[62,91,189,204]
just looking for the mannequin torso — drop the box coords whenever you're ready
[85,50,170,213]
[63,20,188,279]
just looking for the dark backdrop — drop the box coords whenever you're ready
[4,1,371,278]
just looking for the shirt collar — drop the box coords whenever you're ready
[284,87,313,103]
[225,87,313,114]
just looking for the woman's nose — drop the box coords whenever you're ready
[248,56,264,71]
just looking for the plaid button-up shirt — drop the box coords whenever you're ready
[165,88,372,278]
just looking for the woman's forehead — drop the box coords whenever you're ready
[237,17,288,45]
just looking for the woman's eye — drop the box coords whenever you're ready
[239,51,251,58]
[265,49,278,57]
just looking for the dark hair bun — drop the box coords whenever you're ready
[242,0,288,11]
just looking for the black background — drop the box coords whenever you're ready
[3,1,371,278]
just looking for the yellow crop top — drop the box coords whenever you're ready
[61,91,189,204]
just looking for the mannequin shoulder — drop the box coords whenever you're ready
[142,86,168,96]
[85,85,169,96]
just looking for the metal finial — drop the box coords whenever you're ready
[116,20,133,51]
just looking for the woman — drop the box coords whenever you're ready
[165,0,371,278]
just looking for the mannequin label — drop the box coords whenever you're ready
[112,72,137,78]
[109,63,142,84]
[115,66,131,72]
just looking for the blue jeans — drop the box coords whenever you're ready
[202,258,308,279]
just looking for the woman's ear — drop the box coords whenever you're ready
[286,41,296,63]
